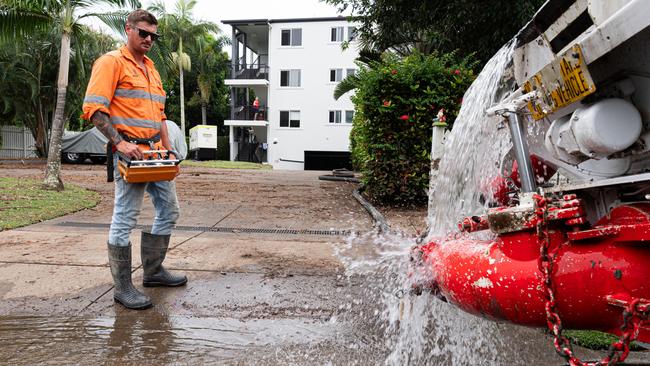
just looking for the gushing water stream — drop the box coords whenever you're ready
[427,42,516,236]
[336,42,566,365]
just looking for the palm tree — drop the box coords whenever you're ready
[194,34,228,125]
[0,0,139,191]
[149,0,220,135]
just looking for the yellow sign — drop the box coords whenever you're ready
[524,44,596,120]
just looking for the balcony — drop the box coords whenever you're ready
[225,105,268,127]
[225,63,269,86]
[232,63,269,80]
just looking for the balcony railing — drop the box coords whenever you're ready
[229,63,269,80]
[231,105,268,121]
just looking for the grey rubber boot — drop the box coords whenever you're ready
[141,231,188,287]
[107,243,152,310]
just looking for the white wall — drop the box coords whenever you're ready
[267,19,359,170]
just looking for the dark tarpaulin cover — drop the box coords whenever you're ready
[61,127,107,154]
[516,0,574,47]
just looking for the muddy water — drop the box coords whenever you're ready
[0,313,363,364]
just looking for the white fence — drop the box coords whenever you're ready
[0,126,38,158]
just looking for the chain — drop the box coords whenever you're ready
[533,194,645,366]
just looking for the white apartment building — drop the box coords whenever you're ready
[222,17,360,170]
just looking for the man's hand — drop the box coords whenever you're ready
[115,141,143,160]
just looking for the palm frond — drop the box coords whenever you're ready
[83,10,129,39]
[71,23,87,80]
[357,48,382,65]
[148,40,175,81]
[334,74,360,100]
[147,0,167,17]
[0,7,53,41]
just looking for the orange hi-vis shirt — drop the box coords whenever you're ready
[81,46,166,141]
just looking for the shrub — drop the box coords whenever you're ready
[217,135,229,160]
[351,52,475,206]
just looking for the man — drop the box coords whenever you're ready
[81,9,186,310]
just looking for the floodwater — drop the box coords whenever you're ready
[0,314,355,364]
[0,272,386,365]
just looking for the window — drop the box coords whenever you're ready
[346,68,356,77]
[281,28,302,46]
[329,110,342,124]
[348,26,358,41]
[331,27,344,42]
[280,70,301,87]
[345,110,354,123]
[330,69,343,82]
[280,110,300,128]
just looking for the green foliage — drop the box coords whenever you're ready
[0,177,100,230]
[0,0,138,163]
[216,135,229,160]
[324,0,545,65]
[0,26,116,155]
[149,0,230,135]
[564,330,642,351]
[162,44,230,135]
[351,52,475,206]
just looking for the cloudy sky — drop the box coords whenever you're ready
[86,0,346,38]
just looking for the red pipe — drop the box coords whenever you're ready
[416,203,650,341]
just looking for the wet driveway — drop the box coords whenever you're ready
[1,164,649,365]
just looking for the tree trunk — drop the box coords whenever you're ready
[34,61,47,157]
[179,38,186,137]
[201,103,207,125]
[34,100,47,157]
[43,32,71,191]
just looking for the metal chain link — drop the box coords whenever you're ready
[533,194,645,366]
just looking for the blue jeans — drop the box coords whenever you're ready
[108,156,180,246]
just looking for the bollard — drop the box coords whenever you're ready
[428,120,448,213]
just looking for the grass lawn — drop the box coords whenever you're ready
[181,160,272,170]
[0,177,100,231]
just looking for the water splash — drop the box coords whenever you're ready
[337,42,561,365]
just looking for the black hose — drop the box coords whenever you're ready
[352,188,391,234]
[318,175,361,183]
[317,174,391,233]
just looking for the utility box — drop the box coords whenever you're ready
[189,125,218,160]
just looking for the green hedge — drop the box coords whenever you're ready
[217,135,229,160]
[351,52,475,206]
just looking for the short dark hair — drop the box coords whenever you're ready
[127,9,158,26]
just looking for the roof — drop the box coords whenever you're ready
[222,16,350,26]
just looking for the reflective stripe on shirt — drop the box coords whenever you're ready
[84,95,110,108]
[114,88,166,104]
[110,116,161,130]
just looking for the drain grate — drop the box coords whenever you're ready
[57,221,351,237]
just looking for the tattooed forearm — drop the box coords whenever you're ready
[91,112,123,145]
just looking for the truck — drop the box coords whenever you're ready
[412,1,650,364]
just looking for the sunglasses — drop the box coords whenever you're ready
[131,26,161,42]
